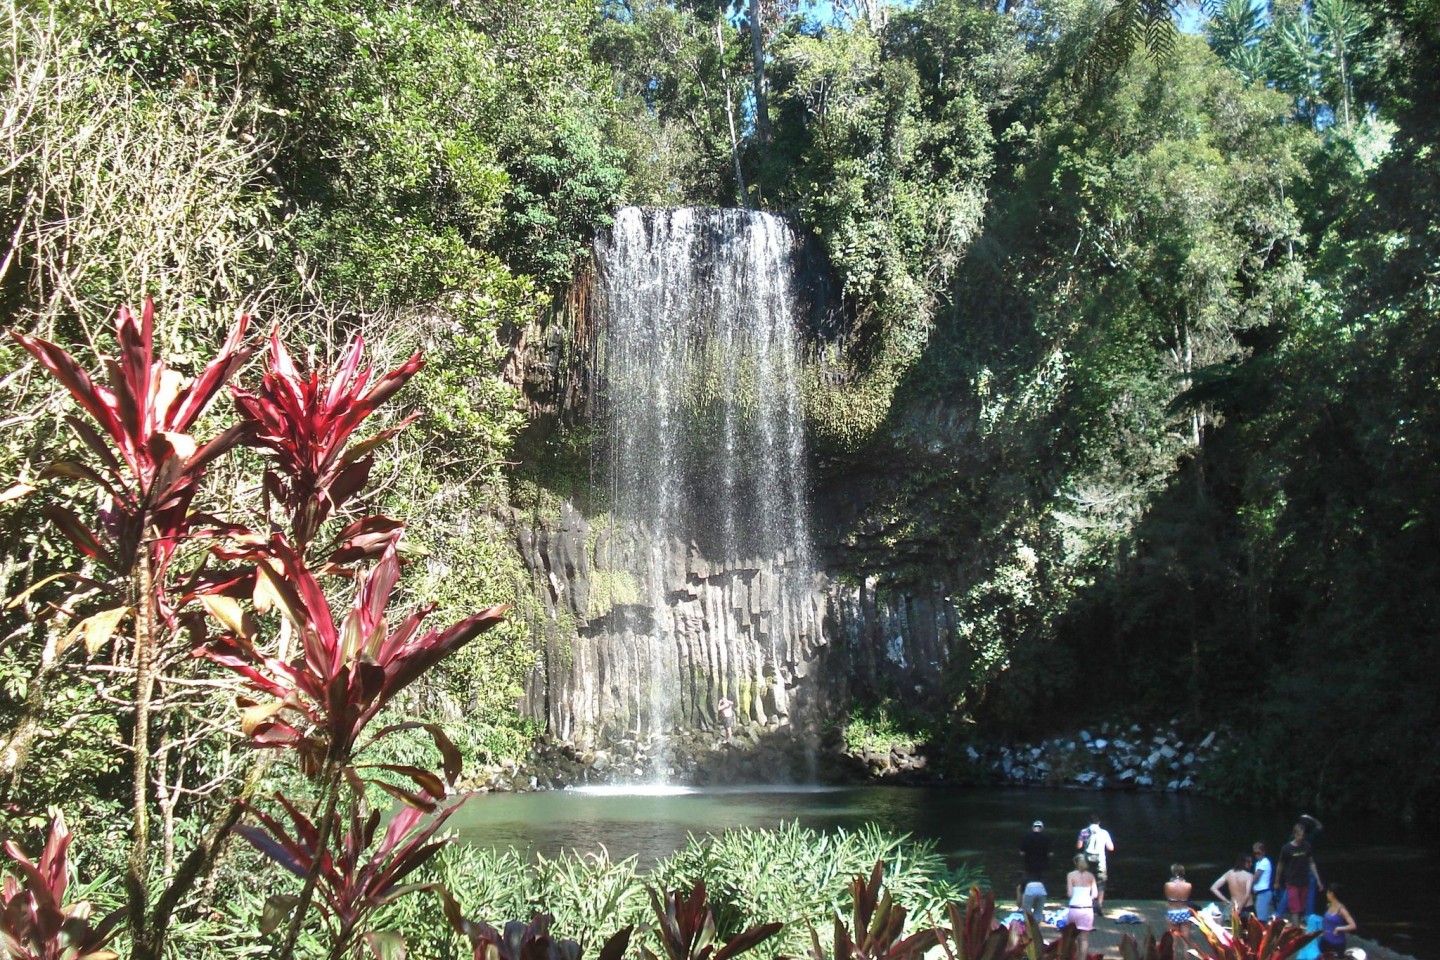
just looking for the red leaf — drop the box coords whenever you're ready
[168,312,255,430]
[367,764,447,799]
[7,331,123,446]
[41,504,115,568]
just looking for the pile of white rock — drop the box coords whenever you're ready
[966,723,1225,792]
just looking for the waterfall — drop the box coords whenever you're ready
[593,207,820,775]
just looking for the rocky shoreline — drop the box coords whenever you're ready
[962,722,1224,793]
[459,719,1227,795]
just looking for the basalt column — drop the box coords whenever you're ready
[531,207,828,762]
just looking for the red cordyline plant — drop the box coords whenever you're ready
[230,328,423,553]
[0,811,127,960]
[198,534,508,780]
[795,860,942,960]
[1013,909,1100,960]
[937,887,1028,960]
[8,298,254,606]
[7,299,254,956]
[1116,929,1177,960]
[238,776,457,960]
[641,880,781,960]
[199,531,506,960]
[439,910,633,960]
[1185,914,1318,960]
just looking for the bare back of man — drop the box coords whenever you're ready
[1210,858,1255,918]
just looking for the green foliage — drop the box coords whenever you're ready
[841,705,929,756]
[593,1,752,206]
[651,823,976,957]
[497,113,629,287]
[1206,0,1390,135]
[762,7,998,448]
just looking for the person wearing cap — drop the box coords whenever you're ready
[1018,819,1053,917]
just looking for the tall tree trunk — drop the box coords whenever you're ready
[128,547,157,958]
[0,629,57,797]
[715,18,749,207]
[276,759,344,960]
[748,0,770,152]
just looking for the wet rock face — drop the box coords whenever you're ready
[507,508,965,763]
[465,717,858,791]
[511,501,835,753]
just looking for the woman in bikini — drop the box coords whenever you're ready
[1067,854,1099,957]
[1165,864,1194,936]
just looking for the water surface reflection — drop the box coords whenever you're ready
[452,787,1428,952]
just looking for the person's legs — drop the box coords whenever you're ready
[1095,867,1107,910]
[1285,885,1305,923]
[1071,907,1094,956]
[1255,889,1274,922]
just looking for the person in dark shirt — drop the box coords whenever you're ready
[1299,814,1324,913]
[1017,820,1053,915]
[1277,822,1322,923]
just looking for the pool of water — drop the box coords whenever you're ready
[451,786,1430,953]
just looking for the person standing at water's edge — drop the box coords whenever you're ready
[1252,841,1276,922]
[1210,853,1255,921]
[717,696,735,738]
[1066,854,1099,958]
[1279,822,1322,923]
[1018,819,1052,915]
[1300,813,1325,915]
[1077,813,1115,910]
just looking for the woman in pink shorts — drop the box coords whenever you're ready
[1067,854,1099,956]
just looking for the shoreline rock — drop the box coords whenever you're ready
[962,721,1227,794]
[461,719,1227,795]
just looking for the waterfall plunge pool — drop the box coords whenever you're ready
[451,786,1432,951]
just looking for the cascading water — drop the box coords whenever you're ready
[593,206,821,777]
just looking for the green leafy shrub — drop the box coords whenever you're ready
[652,823,975,957]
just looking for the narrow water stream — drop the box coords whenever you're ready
[452,786,1430,953]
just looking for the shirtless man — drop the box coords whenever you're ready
[1210,853,1256,920]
